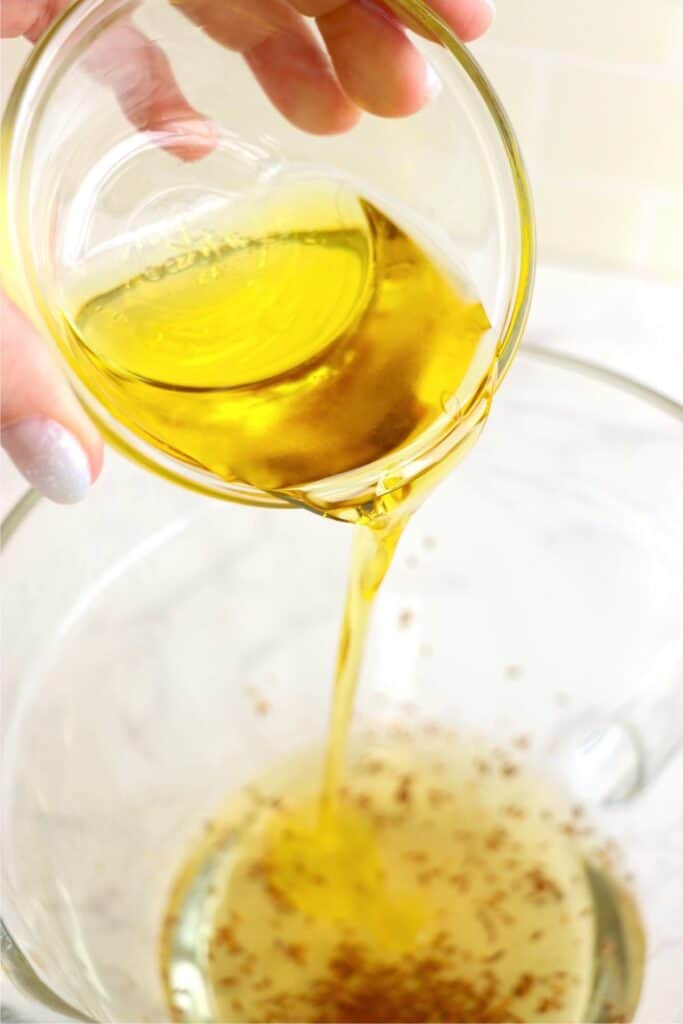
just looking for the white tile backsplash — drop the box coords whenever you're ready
[473,0,683,278]
[485,0,683,66]
[540,67,683,194]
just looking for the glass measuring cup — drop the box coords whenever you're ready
[2,350,682,1022]
[1,0,533,513]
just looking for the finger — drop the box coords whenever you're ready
[174,0,359,134]
[0,0,45,37]
[81,21,219,162]
[9,1,218,162]
[291,0,495,43]
[244,20,360,134]
[318,1,430,117]
[1,293,103,503]
[19,0,80,42]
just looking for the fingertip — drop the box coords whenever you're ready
[245,39,361,136]
[395,52,438,117]
[1,292,104,499]
[319,3,428,119]
[2,419,94,505]
[454,0,496,42]
[153,117,220,162]
[293,96,362,135]
[364,49,429,118]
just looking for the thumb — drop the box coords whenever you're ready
[1,291,103,503]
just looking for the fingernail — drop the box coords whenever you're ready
[2,419,92,504]
[424,62,443,102]
[483,0,496,19]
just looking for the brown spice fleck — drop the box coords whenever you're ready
[524,866,564,903]
[395,774,413,806]
[449,873,469,892]
[536,995,563,1014]
[417,868,442,885]
[503,803,525,820]
[255,697,270,716]
[398,608,414,629]
[280,941,307,964]
[485,828,508,851]
[484,949,505,963]
[428,787,452,807]
[476,907,498,941]
[263,876,292,913]
[213,926,242,955]
[406,849,429,865]
[512,973,534,998]
[247,858,266,880]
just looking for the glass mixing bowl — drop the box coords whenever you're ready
[2,349,682,1022]
[1,0,533,510]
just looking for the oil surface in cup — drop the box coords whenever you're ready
[62,179,491,498]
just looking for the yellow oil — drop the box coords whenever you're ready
[62,182,491,501]
[161,735,643,1023]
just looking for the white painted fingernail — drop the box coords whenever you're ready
[2,419,91,504]
[424,62,443,102]
[484,0,496,18]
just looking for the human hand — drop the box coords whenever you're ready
[1,0,494,502]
